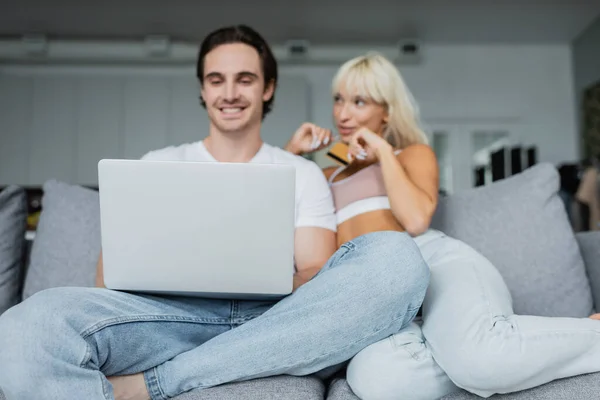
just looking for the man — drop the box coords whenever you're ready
[0,25,430,400]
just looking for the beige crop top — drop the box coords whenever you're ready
[328,150,401,225]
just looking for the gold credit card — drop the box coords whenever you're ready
[326,142,350,166]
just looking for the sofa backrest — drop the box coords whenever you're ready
[15,163,595,318]
[0,186,27,315]
[21,180,101,300]
[431,163,593,317]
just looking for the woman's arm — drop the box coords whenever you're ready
[348,129,439,236]
[377,144,439,236]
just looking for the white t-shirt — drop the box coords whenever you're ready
[141,140,337,232]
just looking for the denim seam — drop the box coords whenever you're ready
[78,342,112,399]
[334,242,355,264]
[144,366,168,400]
[390,333,428,361]
[467,261,497,330]
[199,304,421,387]
[231,314,263,325]
[230,300,240,327]
[80,315,231,338]
[401,344,423,361]
[79,339,93,368]
[100,374,112,400]
[342,241,357,251]
[312,242,355,279]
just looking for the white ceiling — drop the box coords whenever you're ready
[1,0,599,45]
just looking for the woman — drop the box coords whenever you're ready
[285,53,600,400]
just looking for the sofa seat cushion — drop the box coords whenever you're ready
[172,376,325,399]
[0,185,27,315]
[325,372,600,400]
[326,378,360,400]
[430,163,593,317]
[0,376,325,400]
[439,371,600,400]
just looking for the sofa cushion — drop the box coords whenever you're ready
[326,378,359,400]
[325,373,600,400]
[21,180,101,299]
[173,376,325,399]
[0,186,27,314]
[439,372,600,400]
[430,163,593,317]
[0,376,325,400]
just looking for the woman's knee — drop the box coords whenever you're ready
[439,351,511,396]
[347,325,457,400]
[433,320,523,396]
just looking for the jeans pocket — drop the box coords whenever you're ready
[336,242,355,261]
[311,243,355,279]
[327,242,356,269]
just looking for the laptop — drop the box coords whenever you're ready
[97,159,296,300]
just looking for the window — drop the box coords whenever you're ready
[432,131,453,195]
[471,131,510,186]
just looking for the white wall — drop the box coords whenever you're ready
[0,66,309,186]
[0,43,578,192]
[572,16,600,152]
[295,44,578,191]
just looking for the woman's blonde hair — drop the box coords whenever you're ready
[332,52,428,148]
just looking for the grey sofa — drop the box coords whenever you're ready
[1,162,600,400]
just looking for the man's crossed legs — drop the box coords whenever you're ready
[0,231,429,400]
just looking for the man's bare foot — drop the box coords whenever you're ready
[108,373,151,400]
[589,313,600,320]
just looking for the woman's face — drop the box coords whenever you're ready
[332,84,388,144]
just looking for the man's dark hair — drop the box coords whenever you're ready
[197,25,278,119]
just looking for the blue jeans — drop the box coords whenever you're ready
[0,231,429,400]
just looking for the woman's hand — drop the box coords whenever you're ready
[285,123,333,156]
[348,128,393,163]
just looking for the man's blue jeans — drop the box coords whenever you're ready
[0,231,429,400]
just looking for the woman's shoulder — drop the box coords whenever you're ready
[397,143,433,155]
[396,143,436,162]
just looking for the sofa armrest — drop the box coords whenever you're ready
[576,231,600,311]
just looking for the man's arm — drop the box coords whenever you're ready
[95,251,105,288]
[293,227,336,290]
[291,160,338,291]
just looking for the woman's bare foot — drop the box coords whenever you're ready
[108,373,151,400]
[589,313,600,320]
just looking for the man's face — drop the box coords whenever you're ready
[201,43,274,135]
